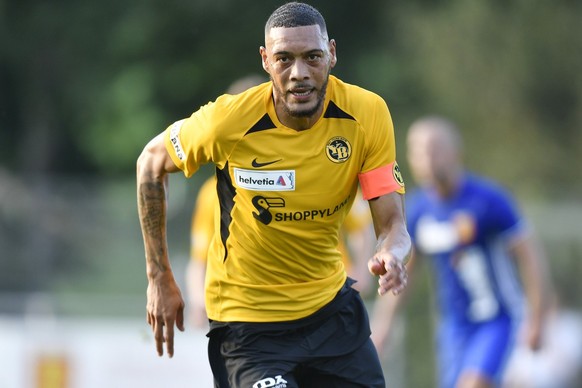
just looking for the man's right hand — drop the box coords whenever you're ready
[368,255,408,296]
[146,275,185,358]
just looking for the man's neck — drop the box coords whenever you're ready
[435,170,463,199]
[274,104,323,131]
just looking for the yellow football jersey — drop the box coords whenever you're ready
[166,75,404,322]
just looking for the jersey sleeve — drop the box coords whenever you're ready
[358,96,405,199]
[164,97,233,177]
[484,184,526,241]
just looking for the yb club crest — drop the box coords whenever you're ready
[325,136,351,163]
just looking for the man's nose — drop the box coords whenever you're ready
[290,59,309,81]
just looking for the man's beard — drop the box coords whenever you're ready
[272,75,329,118]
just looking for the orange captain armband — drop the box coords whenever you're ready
[358,161,405,200]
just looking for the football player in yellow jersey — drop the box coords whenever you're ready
[137,2,411,386]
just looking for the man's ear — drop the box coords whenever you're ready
[259,46,269,73]
[329,39,337,68]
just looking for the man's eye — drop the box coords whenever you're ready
[277,57,290,63]
[308,55,321,61]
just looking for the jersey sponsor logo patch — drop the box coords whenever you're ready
[325,136,351,163]
[252,196,286,224]
[251,158,282,168]
[252,194,350,225]
[393,162,405,187]
[234,168,295,191]
[169,120,186,161]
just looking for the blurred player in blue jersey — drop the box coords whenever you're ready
[371,116,551,388]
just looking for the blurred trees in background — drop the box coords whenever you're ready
[1,0,580,196]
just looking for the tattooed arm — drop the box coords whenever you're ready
[137,132,185,358]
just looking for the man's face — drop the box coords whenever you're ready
[406,126,457,187]
[260,25,336,126]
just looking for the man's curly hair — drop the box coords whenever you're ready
[265,2,327,37]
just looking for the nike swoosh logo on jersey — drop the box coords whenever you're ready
[251,158,282,168]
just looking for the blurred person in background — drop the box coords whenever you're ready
[186,174,217,328]
[338,189,376,295]
[137,2,411,386]
[371,116,551,388]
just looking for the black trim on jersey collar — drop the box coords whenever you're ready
[324,101,355,120]
[245,114,276,136]
[244,102,353,136]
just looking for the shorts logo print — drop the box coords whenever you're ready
[252,375,288,388]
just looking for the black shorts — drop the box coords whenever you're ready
[207,279,385,388]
